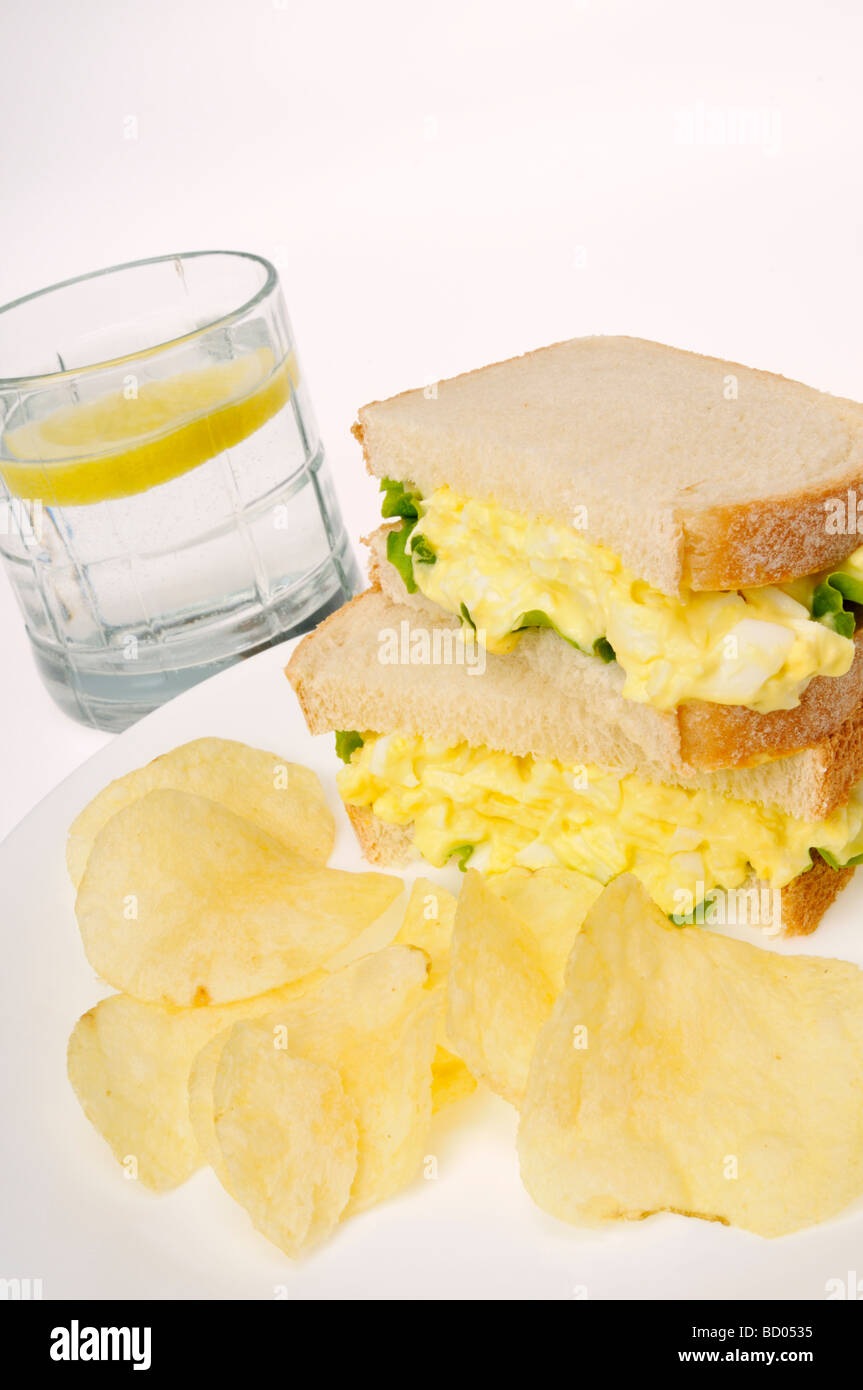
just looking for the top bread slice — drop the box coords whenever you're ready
[353,336,863,596]
[286,589,863,822]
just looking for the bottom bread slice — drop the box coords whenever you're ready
[345,805,852,938]
[287,589,863,821]
[367,524,863,774]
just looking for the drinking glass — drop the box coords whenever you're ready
[0,251,360,730]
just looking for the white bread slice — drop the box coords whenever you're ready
[366,524,863,774]
[353,336,863,595]
[285,589,863,821]
[344,805,852,939]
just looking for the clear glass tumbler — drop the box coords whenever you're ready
[0,251,360,730]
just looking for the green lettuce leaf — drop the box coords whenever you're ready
[381,478,422,593]
[515,608,571,639]
[379,477,420,520]
[592,636,617,664]
[335,730,364,763]
[669,891,719,927]
[812,570,863,639]
[410,533,437,565]
[515,609,616,663]
[449,843,475,871]
[386,525,418,593]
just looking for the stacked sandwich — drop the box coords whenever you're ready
[288,337,863,935]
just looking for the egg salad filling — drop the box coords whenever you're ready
[337,731,863,916]
[381,480,863,714]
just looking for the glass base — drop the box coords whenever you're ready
[29,556,361,733]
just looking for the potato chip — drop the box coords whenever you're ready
[202,946,436,1233]
[490,866,602,989]
[447,871,556,1105]
[446,869,601,1104]
[68,995,224,1192]
[430,1047,478,1112]
[67,736,334,887]
[394,878,457,991]
[187,1030,234,1186]
[189,992,332,1191]
[518,874,863,1238]
[213,1037,359,1256]
[67,976,321,1191]
[76,790,402,1004]
[395,878,476,1109]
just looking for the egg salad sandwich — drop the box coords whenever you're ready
[287,337,863,934]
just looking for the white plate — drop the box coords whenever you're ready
[2,638,862,1302]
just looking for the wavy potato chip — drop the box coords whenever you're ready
[198,946,437,1244]
[447,871,556,1105]
[67,736,334,887]
[76,790,402,1004]
[213,1039,359,1256]
[518,874,863,1238]
[490,866,603,989]
[69,995,225,1192]
[395,878,476,1111]
[67,976,321,1191]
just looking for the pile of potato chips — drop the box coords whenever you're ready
[67,739,863,1254]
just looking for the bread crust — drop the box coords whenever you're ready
[288,588,383,733]
[366,523,863,774]
[771,854,854,937]
[345,804,414,867]
[678,630,863,770]
[352,335,863,594]
[681,488,863,592]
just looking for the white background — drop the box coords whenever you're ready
[1,0,862,838]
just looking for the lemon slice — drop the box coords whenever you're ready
[1,347,296,507]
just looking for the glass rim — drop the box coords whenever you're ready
[0,249,279,390]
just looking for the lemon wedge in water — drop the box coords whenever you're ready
[1,347,296,507]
